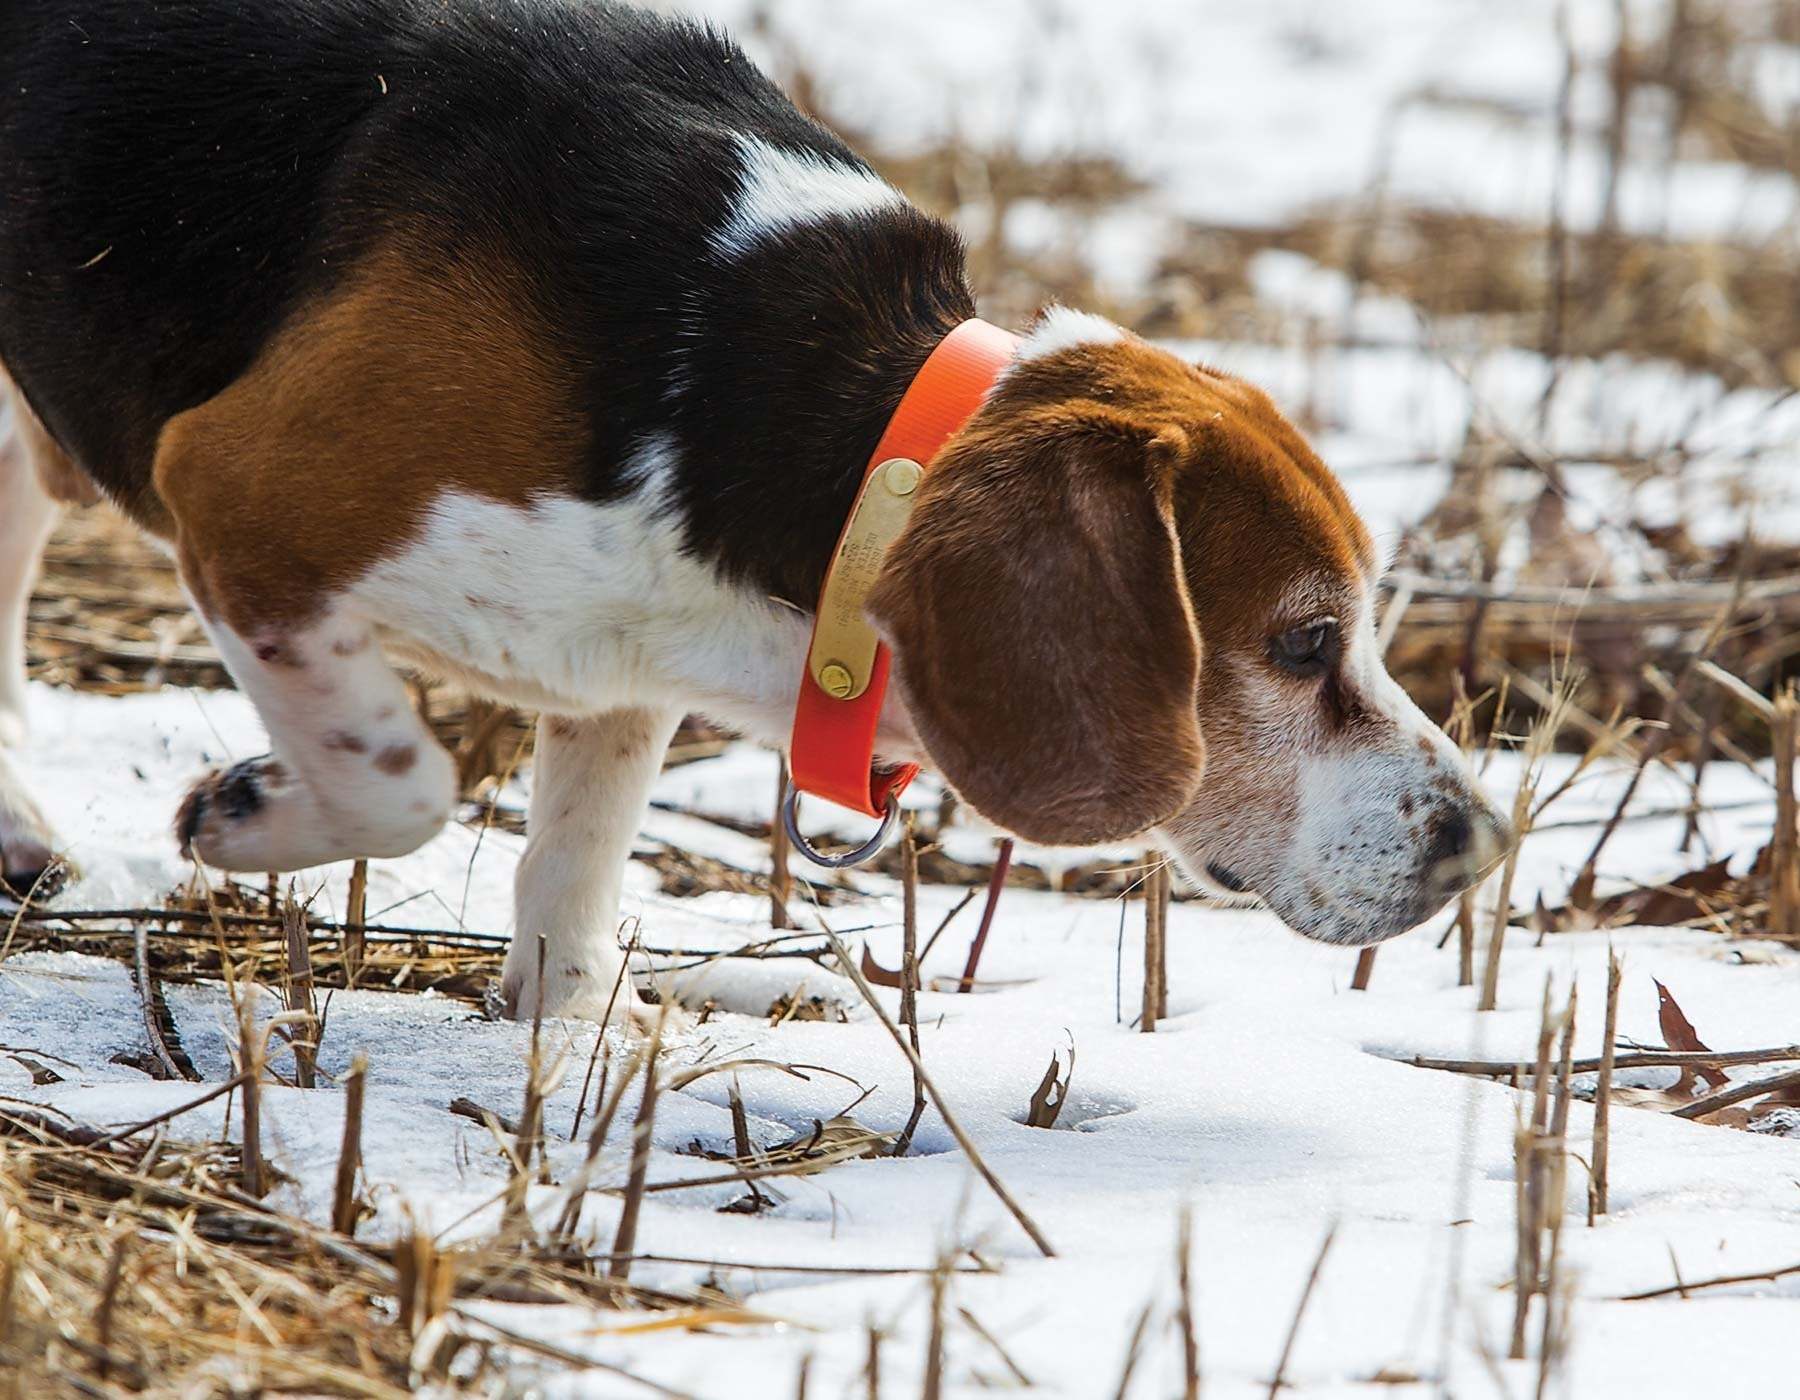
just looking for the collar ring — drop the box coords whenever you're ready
[780,783,901,868]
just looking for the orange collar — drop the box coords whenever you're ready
[787,318,1019,847]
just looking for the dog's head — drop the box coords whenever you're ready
[868,310,1510,946]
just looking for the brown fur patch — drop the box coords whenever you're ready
[150,241,583,631]
[373,744,418,776]
[871,336,1373,847]
[543,715,585,742]
[869,389,1206,845]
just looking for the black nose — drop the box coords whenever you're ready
[1425,809,1473,865]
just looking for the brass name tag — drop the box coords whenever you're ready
[808,456,923,700]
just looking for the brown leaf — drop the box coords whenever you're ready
[1654,979,1730,1094]
[1024,1046,1075,1130]
[1609,1085,1692,1112]
[858,943,907,990]
[1761,1077,1800,1109]
[1528,891,1552,935]
[6,1054,63,1086]
[1539,857,1736,932]
[1624,859,1735,926]
[1566,866,1597,914]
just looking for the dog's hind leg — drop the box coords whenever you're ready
[503,706,683,1022]
[0,375,68,895]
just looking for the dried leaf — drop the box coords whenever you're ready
[1527,891,1552,935]
[1024,1045,1075,1130]
[7,1054,64,1086]
[763,1115,894,1169]
[859,943,907,990]
[1760,1077,1800,1109]
[1655,979,1730,1094]
[1626,860,1735,926]
[1609,1085,1693,1112]
[1539,857,1736,932]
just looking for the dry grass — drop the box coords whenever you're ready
[10,1,1800,1388]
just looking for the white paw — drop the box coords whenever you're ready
[497,943,686,1034]
[175,753,450,871]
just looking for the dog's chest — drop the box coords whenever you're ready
[347,485,808,732]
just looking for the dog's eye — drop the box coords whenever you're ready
[1270,619,1339,676]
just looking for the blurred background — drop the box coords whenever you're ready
[30,0,1800,880]
[665,0,1800,744]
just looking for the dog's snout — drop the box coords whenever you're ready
[1425,798,1512,895]
[1425,809,1472,865]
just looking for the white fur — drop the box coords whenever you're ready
[0,385,64,889]
[347,442,921,762]
[712,135,905,259]
[1259,599,1503,942]
[184,606,456,870]
[502,705,683,1022]
[0,395,60,750]
[0,743,55,894]
[1161,572,1507,947]
[343,455,933,1019]
[1013,305,1128,364]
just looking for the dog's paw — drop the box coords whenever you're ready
[495,960,687,1036]
[0,756,70,903]
[174,756,295,868]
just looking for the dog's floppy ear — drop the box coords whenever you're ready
[867,402,1205,846]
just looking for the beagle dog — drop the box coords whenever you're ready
[0,0,1509,1021]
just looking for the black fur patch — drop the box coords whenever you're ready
[173,786,209,856]
[0,0,975,601]
[174,757,270,853]
[212,760,270,822]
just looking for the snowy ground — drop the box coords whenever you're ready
[9,2,1800,1393]
[5,681,1800,1398]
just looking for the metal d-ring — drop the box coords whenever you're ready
[781,785,902,869]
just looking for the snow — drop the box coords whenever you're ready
[5,681,1800,1397]
[11,1,1800,1391]
[671,0,1797,242]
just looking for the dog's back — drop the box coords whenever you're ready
[1,0,965,590]
[4,0,404,500]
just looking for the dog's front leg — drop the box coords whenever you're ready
[0,403,64,896]
[174,604,459,871]
[503,705,683,1023]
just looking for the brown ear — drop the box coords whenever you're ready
[866,402,1205,846]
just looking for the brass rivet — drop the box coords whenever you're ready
[819,662,854,698]
[884,458,922,496]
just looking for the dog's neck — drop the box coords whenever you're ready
[659,207,976,611]
[676,309,1001,774]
